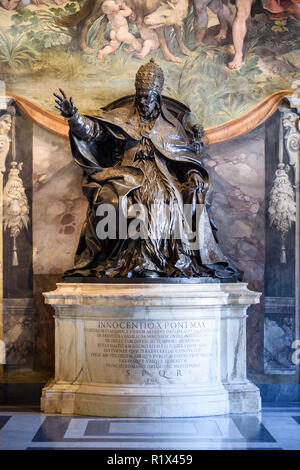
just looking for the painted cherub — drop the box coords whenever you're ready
[97,0,142,60]
[125,12,160,60]
[136,21,159,59]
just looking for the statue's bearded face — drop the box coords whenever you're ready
[135,93,159,119]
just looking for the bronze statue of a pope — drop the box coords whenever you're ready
[54,59,242,281]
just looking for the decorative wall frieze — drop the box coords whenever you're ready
[264,296,295,315]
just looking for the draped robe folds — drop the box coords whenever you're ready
[65,99,242,280]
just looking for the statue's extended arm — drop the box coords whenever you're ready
[68,113,105,141]
[54,89,105,141]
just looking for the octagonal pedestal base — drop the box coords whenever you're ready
[41,282,261,417]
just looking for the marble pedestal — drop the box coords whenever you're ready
[41,282,261,417]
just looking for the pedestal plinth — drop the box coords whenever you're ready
[41,282,261,417]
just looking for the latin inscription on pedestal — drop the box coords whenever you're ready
[84,319,218,385]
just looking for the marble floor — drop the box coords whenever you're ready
[0,404,299,450]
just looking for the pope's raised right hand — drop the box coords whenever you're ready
[54,89,77,118]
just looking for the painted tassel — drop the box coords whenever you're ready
[280,240,287,264]
[12,237,18,267]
